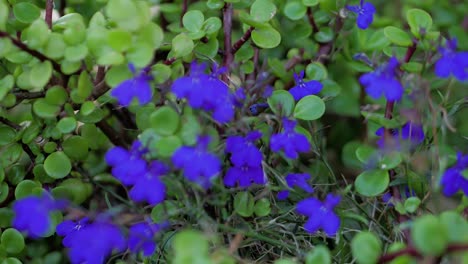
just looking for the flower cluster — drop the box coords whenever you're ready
[270,118,311,159]
[224,131,266,188]
[346,0,376,30]
[375,121,425,150]
[111,64,153,107]
[171,62,237,123]
[105,140,167,205]
[435,38,468,82]
[296,194,341,236]
[440,152,468,197]
[13,194,67,238]
[360,57,404,102]
[172,136,222,189]
[289,71,323,101]
[277,173,314,200]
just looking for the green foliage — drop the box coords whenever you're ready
[351,232,382,264]
[293,95,325,120]
[234,191,255,217]
[355,170,389,197]
[411,215,449,256]
[267,90,295,116]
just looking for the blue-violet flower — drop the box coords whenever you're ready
[440,152,468,197]
[128,222,163,256]
[296,194,341,236]
[277,173,314,200]
[435,38,468,81]
[270,118,311,159]
[110,64,153,107]
[105,140,148,186]
[289,71,323,101]
[346,0,376,30]
[129,161,168,206]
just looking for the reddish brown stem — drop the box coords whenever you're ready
[222,3,233,84]
[45,0,54,28]
[307,7,320,33]
[403,42,417,63]
[232,26,254,54]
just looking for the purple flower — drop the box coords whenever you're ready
[111,64,153,107]
[13,194,67,238]
[128,222,162,256]
[129,161,168,206]
[435,38,468,81]
[278,173,314,199]
[346,0,376,30]
[270,118,311,159]
[224,165,266,188]
[56,218,89,247]
[105,140,148,186]
[440,152,468,197]
[249,103,269,115]
[171,62,235,123]
[289,71,323,101]
[359,57,404,102]
[376,122,424,150]
[226,131,263,167]
[296,194,341,236]
[172,136,221,189]
[58,220,126,264]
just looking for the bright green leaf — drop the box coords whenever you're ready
[150,106,180,136]
[183,10,205,32]
[267,90,295,116]
[13,2,40,23]
[351,232,382,264]
[407,9,432,38]
[355,170,389,197]
[384,26,413,47]
[1,229,24,254]
[44,152,72,179]
[411,215,448,256]
[294,95,325,120]
[251,26,281,49]
[234,192,255,217]
[284,1,307,20]
[250,0,277,22]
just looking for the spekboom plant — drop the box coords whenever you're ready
[1,0,468,263]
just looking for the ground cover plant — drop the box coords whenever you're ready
[0,0,467,263]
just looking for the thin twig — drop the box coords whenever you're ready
[96,119,128,147]
[45,0,54,28]
[306,7,319,33]
[231,26,254,54]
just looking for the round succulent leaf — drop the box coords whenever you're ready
[43,142,57,153]
[0,126,16,146]
[45,86,68,106]
[439,211,468,243]
[234,192,255,217]
[267,90,295,116]
[30,61,53,89]
[80,101,96,116]
[44,152,72,179]
[108,29,132,52]
[136,23,164,49]
[151,64,172,84]
[150,106,180,136]
[305,245,331,264]
[294,95,325,121]
[403,197,421,213]
[305,62,328,81]
[56,178,92,204]
[43,33,66,59]
[1,229,25,254]
[2,257,23,264]
[250,0,277,22]
[62,136,89,161]
[251,26,281,49]
[411,215,448,256]
[64,44,88,62]
[61,60,82,75]
[284,1,307,20]
[202,17,222,35]
[314,27,334,43]
[57,117,77,134]
[1,144,23,168]
[351,232,382,264]
[302,0,319,6]
[14,180,41,199]
[183,10,205,32]
[7,165,26,186]
[62,24,86,46]
[13,2,40,23]
[173,230,210,262]
[384,26,412,47]
[23,19,50,49]
[0,208,13,228]
[254,198,271,217]
[0,183,8,203]
[152,135,182,158]
[407,9,432,38]
[171,33,194,58]
[0,38,13,58]
[378,152,402,170]
[365,29,391,51]
[105,64,133,88]
[33,99,61,119]
[0,1,8,30]
[126,42,154,68]
[106,0,140,31]
[195,37,219,59]
[355,169,389,197]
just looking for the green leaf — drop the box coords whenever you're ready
[62,136,89,161]
[105,65,133,88]
[0,208,13,228]
[355,145,377,163]
[411,215,448,256]
[195,37,219,59]
[305,62,328,81]
[202,17,222,35]
[173,230,210,264]
[43,33,66,59]
[64,44,88,62]
[45,86,68,105]
[0,183,9,203]
[402,62,423,73]
[407,9,432,38]
[151,64,172,84]
[379,152,402,170]
[13,2,40,23]
[251,26,281,49]
[234,192,255,217]
[136,23,164,49]
[152,135,183,158]
[254,198,271,217]
[267,90,295,116]
[355,170,389,197]
[106,0,141,31]
[0,0,8,30]
[23,19,50,49]
[0,75,14,101]
[14,180,41,199]
[44,152,72,179]
[294,95,325,121]
[1,229,25,254]
[33,99,61,119]
[183,10,205,32]
[439,211,468,244]
[61,60,82,74]
[351,232,382,264]
[0,38,13,58]
[0,126,16,147]
[403,197,421,213]
[250,0,277,22]
[30,61,53,89]
[284,1,307,20]
[57,117,77,134]
[126,43,154,68]
[150,106,180,136]
[383,26,413,47]
[107,29,132,52]
[302,0,319,6]
[305,245,331,264]
[314,27,333,43]
[54,178,92,204]
[2,257,22,264]
[365,29,391,51]
[171,33,194,58]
